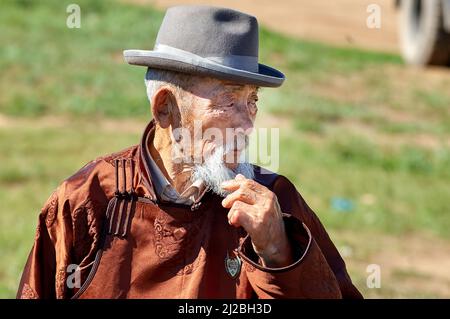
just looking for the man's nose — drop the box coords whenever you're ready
[232,114,254,135]
[232,103,254,134]
[241,117,254,134]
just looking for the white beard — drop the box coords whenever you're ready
[191,142,255,197]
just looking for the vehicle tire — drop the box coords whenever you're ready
[399,0,450,66]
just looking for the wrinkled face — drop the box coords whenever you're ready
[177,77,259,169]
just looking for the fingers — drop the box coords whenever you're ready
[221,174,267,208]
[222,175,269,230]
[227,200,253,229]
[220,179,242,192]
[221,174,260,192]
[222,188,257,208]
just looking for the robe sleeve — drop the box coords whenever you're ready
[16,181,102,299]
[238,175,363,299]
[16,191,59,299]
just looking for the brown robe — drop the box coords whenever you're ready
[16,120,363,299]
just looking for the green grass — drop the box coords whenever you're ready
[278,133,450,237]
[0,0,161,117]
[1,0,449,298]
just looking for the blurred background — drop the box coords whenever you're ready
[1,0,449,298]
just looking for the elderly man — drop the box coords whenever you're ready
[17,5,362,299]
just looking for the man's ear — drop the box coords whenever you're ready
[151,87,177,129]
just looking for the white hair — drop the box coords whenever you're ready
[144,68,196,102]
[191,141,255,197]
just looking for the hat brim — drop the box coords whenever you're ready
[123,49,285,88]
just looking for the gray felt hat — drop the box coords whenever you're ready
[123,5,285,87]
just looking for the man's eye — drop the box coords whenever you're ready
[248,98,258,106]
[249,94,258,103]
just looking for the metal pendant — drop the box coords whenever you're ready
[225,251,242,279]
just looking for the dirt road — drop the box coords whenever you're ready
[137,0,400,53]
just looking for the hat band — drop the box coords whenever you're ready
[154,44,259,73]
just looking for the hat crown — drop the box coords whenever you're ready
[155,5,259,59]
[123,5,284,87]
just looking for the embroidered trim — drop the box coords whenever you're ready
[55,266,66,299]
[153,211,208,276]
[154,215,172,259]
[44,191,58,227]
[20,284,38,299]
